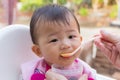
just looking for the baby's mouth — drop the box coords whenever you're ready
[60,52,74,58]
[61,45,81,58]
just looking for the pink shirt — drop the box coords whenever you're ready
[21,58,96,80]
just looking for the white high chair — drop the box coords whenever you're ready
[0,24,116,80]
[0,24,38,80]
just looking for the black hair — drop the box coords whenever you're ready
[30,4,80,44]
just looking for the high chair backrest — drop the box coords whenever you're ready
[0,24,38,80]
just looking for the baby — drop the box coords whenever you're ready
[21,4,96,80]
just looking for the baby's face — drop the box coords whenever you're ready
[37,18,82,67]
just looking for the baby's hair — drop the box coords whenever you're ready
[30,4,80,44]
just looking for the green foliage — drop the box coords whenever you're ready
[78,7,88,16]
[109,5,118,19]
[20,0,49,12]
[58,0,67,5]
[20,0,67,12]
[73,0,83,5]
[98,0,104,4]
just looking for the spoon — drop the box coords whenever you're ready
[61,44,82,57]
[61,36,100,57]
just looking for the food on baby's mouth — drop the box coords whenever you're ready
[61,53,73,57]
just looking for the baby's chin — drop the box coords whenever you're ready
[56,60,75,68]
[53,55,79,67]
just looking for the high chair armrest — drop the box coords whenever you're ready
[96,73,116,80]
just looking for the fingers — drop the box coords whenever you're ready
[45,69,67,80]
[45,70,57,80]
[100,30,119,44]
[79,74,88,80]
[94,38,112,57]
[94,37,120,65]
[110,46,119,64]
[94,39,109,53]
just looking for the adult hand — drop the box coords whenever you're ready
[45,69,67,80]
[94,30,120,69]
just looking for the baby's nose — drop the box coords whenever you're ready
[60,40,71,50]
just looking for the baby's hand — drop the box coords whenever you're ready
[78,74,88,80]
[45,69,67,80]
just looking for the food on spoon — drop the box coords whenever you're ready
[61,45,81,57]
[61,52,73,57]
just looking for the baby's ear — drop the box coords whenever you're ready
[80,35,82,41]
[32,44,42,57]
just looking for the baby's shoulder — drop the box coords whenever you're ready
[21,58,42,68]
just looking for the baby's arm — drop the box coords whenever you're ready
[78,74,88,80]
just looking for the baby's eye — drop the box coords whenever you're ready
[50,39,58,42]
[68,35,76,39]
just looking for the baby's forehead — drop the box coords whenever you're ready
[37,17,78,31]
[36,21,68,33]
[37,21,78,37]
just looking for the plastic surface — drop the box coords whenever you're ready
[0,24,38,80]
